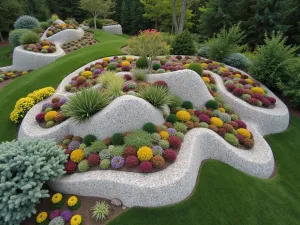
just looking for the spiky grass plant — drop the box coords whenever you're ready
[131,69,148,81]
[91,201,110,222]
[98,71,119,87]
[62,88,110,123]
[138,85,173,111]
[105,76,125,100]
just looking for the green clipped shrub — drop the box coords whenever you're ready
[198,46,211,58]
[111,133,124,145]
[83,134,97,146]
[136,57,148,69]
[124,130,152,149]
[40,21,49,29]
[84,140,107,156]
[132,69,147,81]
[65,17,79,26]
[188,63,203,76]
[109,146,125,156]
[142,122,157,133]
[166,114,178,123]
[171,29,196,55]
[182,101,193,109]
[87,18,103,29]
[107,64,117,71]
[173,122,188,133]
[224,53,250,70]
[0,139,67,225]
[224,133,239,146]
[91,201,111,222]
[19,30,40,45]
[205,100,219,109]
[151,132,161,143]
[14,15,40,29]
[8,29,31,47]
[32,27,44,34]
[78,159,90,172]
[159,139,170,149]
[170,94,183,108]
[100,159,111,169]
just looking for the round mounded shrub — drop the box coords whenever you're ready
[14,15,40,29]
[100,159,111,169]
[188,63,203,76]
[159,139,170,149]
[87,153,100,166]
[125,155,139,167]
[235,120,247,129]
[137,146,153,161]
[142,122,157,134]
[123,146,137,156]
[78,160,89,172]
[124,130,152,149]
[168,136,181,149]
[111,133,124,145]
[154,80,168,87]
[223,53,250,70]
[87,18,103,29]
[166,114,178,123]
[9,29,30,47]
[205,100,218,109]
[65,161,77,174]
[83,134,97,146]
[182,101,193,109]
[163,149,177,162]
[136,57,148,69]
[237,128,251,138]
[176,110,191,122]
[224,133,239,146]
[70,149,85,163]
[198,46,211,58]
[210,117,223,127]
[139,161,153,173]
[171,29,196,55]
[243,138,255,149]
[151,155,165,168]
[19,30,40,45]
[152,63,161,70]
[173,122,188,133]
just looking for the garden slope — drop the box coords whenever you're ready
[0,30,127,142]
[108,116,300,225]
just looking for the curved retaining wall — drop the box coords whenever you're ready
[41,27,85,45]
[11,45,65,71]
[102,25,123,35]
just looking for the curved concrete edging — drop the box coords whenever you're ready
[102,24,123,35]
[48,126,274,207]
[41,27,85,45]
[205,70,289,136]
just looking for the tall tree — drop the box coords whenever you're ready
[80,0,115,28]
[0,0,23,42]
[130,0,144,35]
[48,0,87,21]
[120,0,131,33]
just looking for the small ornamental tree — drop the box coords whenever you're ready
[128,29,170,71]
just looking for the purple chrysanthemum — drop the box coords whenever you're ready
[42,102,53,111]
[167,128,177,136]
[93,68,101,75]
[49,209,61,220]
[152,145,164,156]
[165,61,172,67]
[59,97,68,105]
[60,209,72,222]
[111,156,125,169]
[68,141,80,151]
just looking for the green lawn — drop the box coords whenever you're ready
[0,30,127,142]
[108,116,300,225]
[0,45,13,67]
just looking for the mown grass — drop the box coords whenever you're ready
[108,116,300,225]
[0,30,128,142]
[0,45,13,67]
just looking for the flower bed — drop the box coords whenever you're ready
[23,41,57,54]
[46,22,78,37]
[61,32,98,53]
[0,69,30,82]
[35,96,69,128]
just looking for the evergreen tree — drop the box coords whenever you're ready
[130,0,144,35]
[120,0,131,33]
[23,0,50,20]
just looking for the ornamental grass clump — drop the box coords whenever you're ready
[62,88,110,123]
[91,201,110,222]
[0,139,67,225]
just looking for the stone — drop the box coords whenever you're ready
[111,198,122,206]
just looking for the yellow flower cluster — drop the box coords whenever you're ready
[68,196,78,207]
[27,87,55,103]
[81,71,92,78]
[42,45,50,49]
[202,77,210,84]
[245,78,253,84]
[103,57,110,62]
[212,62,219,66]
[237,128,251,138]
[218,107,225,113]
[7,72,14,76]
[176,110,191,122]
[51,193,63,204]
[137,146,153,161]
[126,57,134,62]
[10,87,55,123]
[70,149,85,163]
[36,212,48,223]
[45,111,58,122]
[251,87,265,94]
[220,67,228,72]
[201,63,208,69]
[234,74,241,78]
[210,117,223,128]
[159,131,169,140]
[122,61,131,67]
[70,214,82,225]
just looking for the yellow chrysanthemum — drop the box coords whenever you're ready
[218,107,225,113]
[159,131,169,140]
[137,146,153,161]
[237,128,251,138]
[68,196,78,207]
[201,63,208,69]
[183,64,189,69]
[81,71,92,78]
[176,110,191,122]
[202,77,210,84]
[212,62,219,66]
[44,111,58,122]
[245,78,253,84]
[70,214,82,225]
[36,212,48,223]
[51,193,63,204]
[251,87,265,94]
[126,57,133,62]
[9,97,35,123]
[42,45,50,49]
[220,67,228,72]
[7,72,14,76]
[122,61,131,67]
[210,117,223,128]
[70,149,85,163]
[234,74,241,78]
[27,87,55,103]
[22,71,28,75]
[103,57,110,62]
